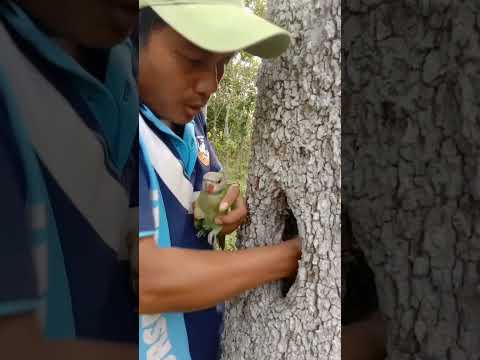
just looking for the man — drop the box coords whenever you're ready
[137,1,301,359]
[0,0,138,358]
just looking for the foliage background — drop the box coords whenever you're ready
[207,0,266,248]
[208,0,265,192]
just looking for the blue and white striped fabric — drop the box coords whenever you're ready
[0,1,138,342]
[138,105,224,360]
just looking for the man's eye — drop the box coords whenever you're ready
[185,55,206,66]
[189,57,203,64]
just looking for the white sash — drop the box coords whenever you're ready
[139,114,194,213]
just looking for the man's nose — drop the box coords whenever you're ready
[194,64,219,98]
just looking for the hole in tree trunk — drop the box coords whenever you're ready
[341,212,380,325]
[281,208,299,297]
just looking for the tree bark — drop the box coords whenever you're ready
[221,0,341,359]
[343,1,480,359]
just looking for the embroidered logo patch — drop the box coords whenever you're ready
[197,136,210,167]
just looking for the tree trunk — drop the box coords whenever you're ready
[221,1,341,359]
[343,1,480,359]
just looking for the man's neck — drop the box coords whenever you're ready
[52,38,84,63]
[171,123,185,138]
[158,117,184,137]
[52,38,108,82]
[161,118,173,129]
[141,105,185,137]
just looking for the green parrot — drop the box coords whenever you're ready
[193,171,229,250]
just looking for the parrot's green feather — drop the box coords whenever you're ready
[193,171,231,250]
[194,184,230,249]
[195,187,228,233]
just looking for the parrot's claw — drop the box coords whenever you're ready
[207,231,216,246]
[207,227,223,249]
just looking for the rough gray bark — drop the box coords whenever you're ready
[221,1,341,359]
[343,1,480,359]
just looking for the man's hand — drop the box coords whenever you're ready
[283,237,302,258]
[214,183,247,235]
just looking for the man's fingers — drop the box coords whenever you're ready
[216,196,247,225]
[219,183,240,211]
[220,223,237,235]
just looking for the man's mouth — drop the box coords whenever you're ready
[186,104,203,118]
[189,104,203,111]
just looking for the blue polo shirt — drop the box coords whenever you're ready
[0,1,138,342]
[139,105,223,360]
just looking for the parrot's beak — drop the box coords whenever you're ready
[207,184,215,194]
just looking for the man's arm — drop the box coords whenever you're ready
[139,236,301,314]
[0,313,136,360]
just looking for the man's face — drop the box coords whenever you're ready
[15,0,138,47]
[139,25,234,125]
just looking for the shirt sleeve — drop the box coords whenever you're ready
[0,99,39,315]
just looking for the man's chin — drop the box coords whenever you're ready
[185,106,202,121]
[70,11,138,48]
[166,114,195,128]
[178,116,195,125]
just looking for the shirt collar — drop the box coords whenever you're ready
[140,104,198,178]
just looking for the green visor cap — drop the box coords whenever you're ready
[139,0,291,59]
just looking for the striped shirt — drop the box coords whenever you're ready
[0,1,138,342]
[139,104,224,360]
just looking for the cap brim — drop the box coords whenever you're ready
[149,4,290,59]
